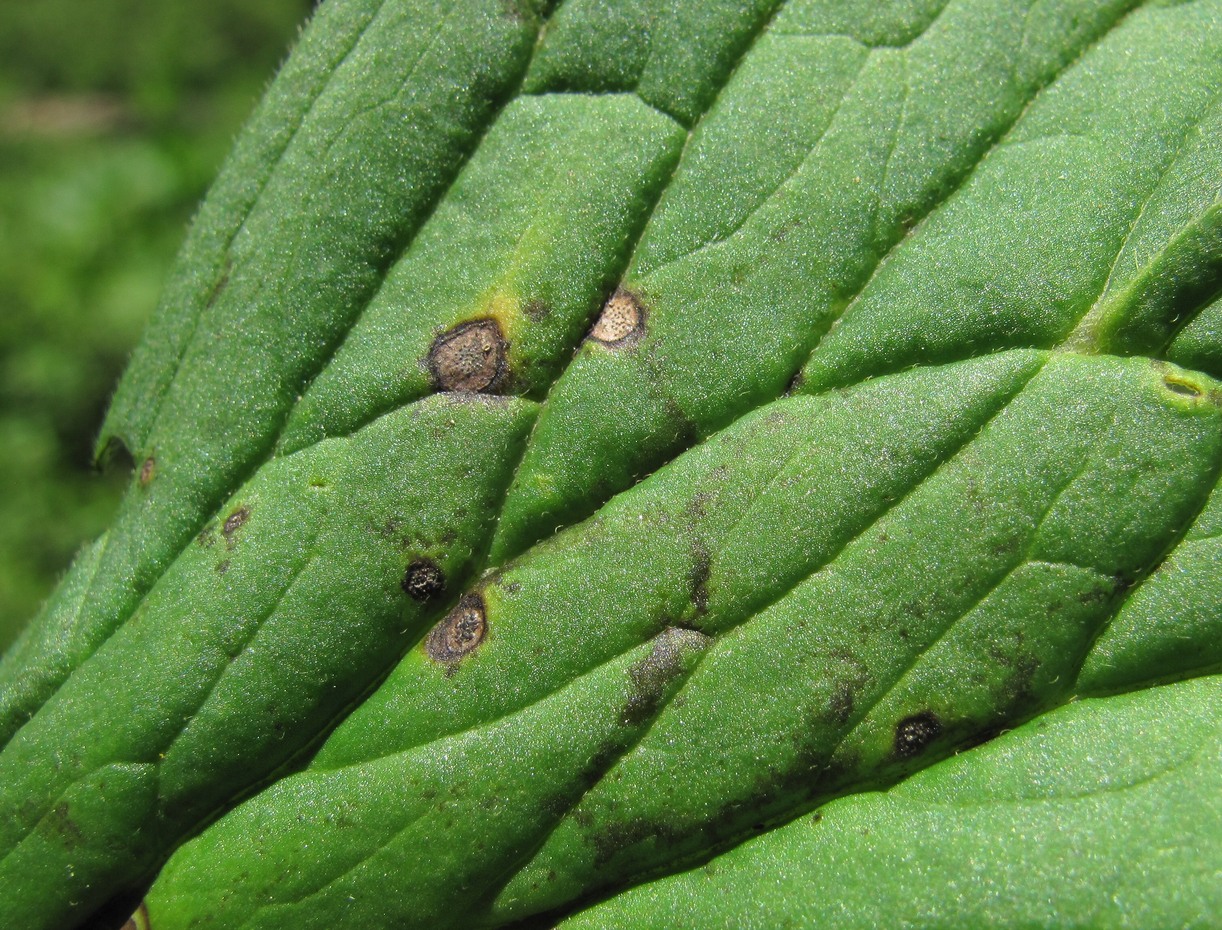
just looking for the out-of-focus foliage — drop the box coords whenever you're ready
[0,0,313,650]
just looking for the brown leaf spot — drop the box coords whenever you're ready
[524,298,551,322]
[221,506,251,548]
[401,559,446,602]
[425,593,486,665]
[138,456,156,487]
[428,319,507,393]
[828,680,856,725]
[47,802,84,846]
[623,627,710,726]
[589,288,645,346]
[894,711,942,759]
[688,543,711,615]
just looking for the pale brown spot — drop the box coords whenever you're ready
[590,288,644,346]
[138,456,156,487]
[428,320,507,392]
[425,593,487,665]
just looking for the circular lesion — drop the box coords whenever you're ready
[589,288,645,346]
[425,593,487,665]
[427,319,508,392]
[402,558,446,602]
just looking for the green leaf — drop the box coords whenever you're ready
[1,0,1220,927]
[556,675,1222,930]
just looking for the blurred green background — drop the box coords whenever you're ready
[0,0,315,650]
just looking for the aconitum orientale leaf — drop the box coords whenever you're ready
[1,1,1219,928]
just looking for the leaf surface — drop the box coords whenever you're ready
[557,675,1222,930]
[1,0,1220,927]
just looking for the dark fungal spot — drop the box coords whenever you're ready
[428,319,507,393]
[138,456,156,487]
[425,593,486,665]
[221,506,251,547]
[590,815,684,868]
[623,627,710,726]
[894,711,942,759]
[215,560,230,576]
[401,559,446,602]
[47,802,84,845]
[589,288,645,347]
[996,652,1042,711]
[524,298,551,322]
[196,525,216,548]
[688,542,711,614]
[827,680,856,725]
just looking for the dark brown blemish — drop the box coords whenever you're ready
[623,627,710,726]
[524,298,551,322]
[997,652,1042,711]
[197,524,216,548]
[428,319,508,393]
[122,902,150,930]
[215,560,230,576]
[401,559,446,602]
[590,816,683,868]
[425,593,486,666]
[827,680,856,725]
[47,802,84,846]
[1164,377,1202,398]
[589,288,645,347]
[1077,573,1130,607]
[138,456,156,487]
[221,506,251,547]
[689,543,711,615]
[894,711,942,759]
